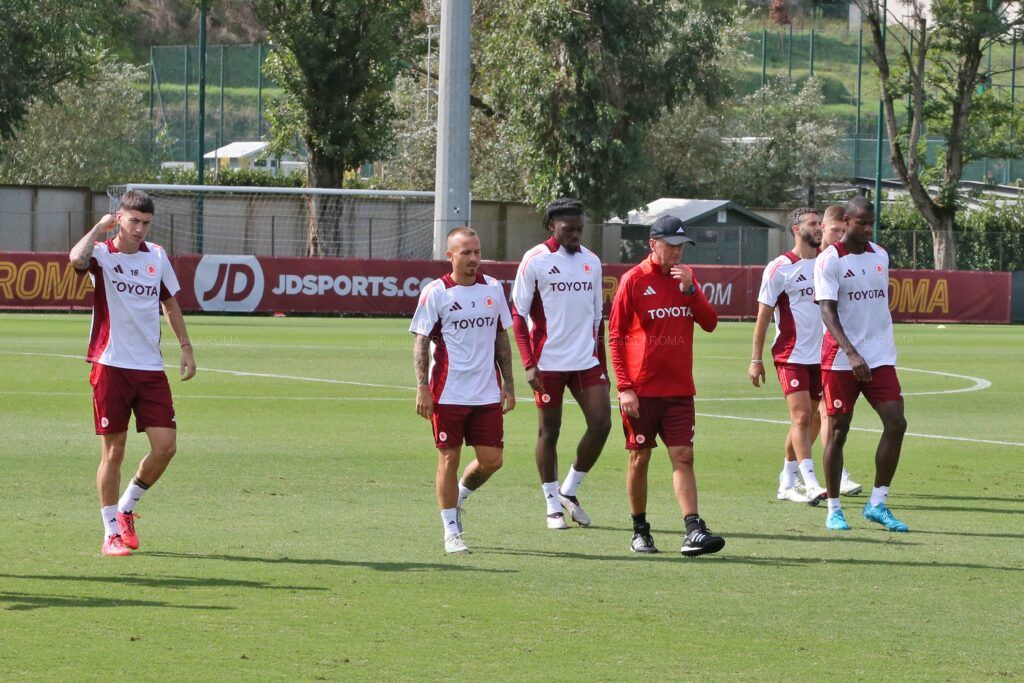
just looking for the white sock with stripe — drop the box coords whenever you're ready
[542,481,561,515]
[798,459,821,488]
[780,460,799,488]
[101,505,120,537]
[441,508,460,535]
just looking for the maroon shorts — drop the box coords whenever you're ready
[90,363,176,434]
[776,363,823,400]
[534,365,609,408]
[431,403,503,449]
[822,365,903,416]
[621,396,695,450]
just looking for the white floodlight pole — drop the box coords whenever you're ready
[432,0,472,259]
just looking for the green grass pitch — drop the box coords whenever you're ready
[1,313,1022,680]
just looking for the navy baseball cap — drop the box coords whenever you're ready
[649,215,696,246]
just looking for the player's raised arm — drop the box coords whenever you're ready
[70,214,117,270]
[161,297,196,381]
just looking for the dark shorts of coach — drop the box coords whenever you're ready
[775,362,823,400]
[822,365,903,416]
[621,396,695,450]
[90,362,176,435]
[533,365,609,408]
[431,403,504,449]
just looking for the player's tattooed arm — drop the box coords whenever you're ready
[414,334,433,419]
[495,331,516,414]
[69,214,117,270]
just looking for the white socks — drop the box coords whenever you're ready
[101,505,119,537]
[441,508,459,535]
[780,460,799,488]
[457,483,474,508]
[542,481,561,515]
[118,478,149,514]
[827,498,842,513]
[561,466,587,497]
[798,459,821,488]
[870,486,890,507]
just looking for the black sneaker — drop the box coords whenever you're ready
[680,520,725,557]
[630,525,658,553]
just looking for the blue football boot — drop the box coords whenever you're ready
[826,509,851,531]
[863,503,909,532]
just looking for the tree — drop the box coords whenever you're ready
[855,0,1024,269]
[0,60,158,190]
[253,0,421,256]
[0,0,126,141]
[645,77,841,207]
[478,0,732,220]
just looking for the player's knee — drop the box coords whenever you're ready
[482,454,503,473]
[438,450,460,472]
[791,410,813,429]
[885,414,907,436]
[628,451,651,469]
[670,449,694,468]
[156,441,177,461]
[589,414,612,437]
[537,425,561,447]
[102,446,126,465]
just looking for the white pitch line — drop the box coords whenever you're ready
[4,351,1019,447]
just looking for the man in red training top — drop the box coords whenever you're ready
[608,215,724,556]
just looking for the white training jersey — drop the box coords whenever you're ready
[80,240,180,371]
[409,273,513,406]
[813,241,897,371]
[510,237,602,371]
[757,251,822,365]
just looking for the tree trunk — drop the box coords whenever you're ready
[306,145,345,257]
[930,212,957,271]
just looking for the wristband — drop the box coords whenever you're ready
[181,343,192,349]
[750,359,763,364]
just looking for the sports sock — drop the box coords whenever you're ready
[101,505,119,537]
[869,486,890,507]
[683,514,701,534]
[631,512,648,532]
[827,498,842,513]
[118,477,150,514]
[780,460,799,488]
[560,466,587,497]
[542,481,561,515]
[441,508,460,535]
[457,483,474,508]
[798,459,821,488]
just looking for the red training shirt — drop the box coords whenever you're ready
[608,254,718,397]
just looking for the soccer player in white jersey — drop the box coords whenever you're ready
[410,227,516,553]
[749,208,829,505]
[69,190,196,556]
[511,198,610,529]
[814,196,909,532]
[815,205,862,496]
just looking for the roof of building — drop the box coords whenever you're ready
[203,141,268,160]
[614,198,782,229]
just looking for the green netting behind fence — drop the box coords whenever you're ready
[149,44,277,164]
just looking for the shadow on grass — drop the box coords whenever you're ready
[0,591,232,612]
[478,548,1022,572]
[899,493,1024,504]
[885,504,1023,514]
[0,573,325,592]
[725,532,923,546]
[145,551,517,574]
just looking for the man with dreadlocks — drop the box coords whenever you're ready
[511,198,611,530]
